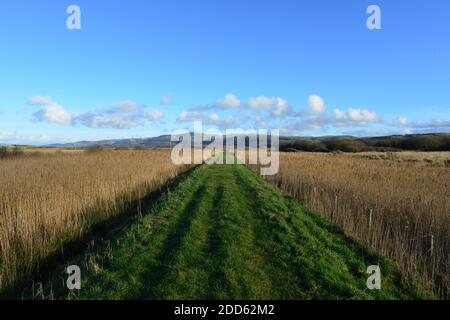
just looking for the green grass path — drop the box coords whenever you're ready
[26,163,424,299]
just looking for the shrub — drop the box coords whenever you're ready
[397,135,449,151]
[0,147,8,159]
[0,146,24,159]
[324,140,367,153]
[281,140,329,152]
[86,145,104,154]
[11,146,24,157]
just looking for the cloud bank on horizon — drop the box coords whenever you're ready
[0,92,448,145]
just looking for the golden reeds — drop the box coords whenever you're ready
[0,149,185,290]
[263,152,449,298]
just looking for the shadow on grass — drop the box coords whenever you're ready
[143,184,208,298]
[204,183,234,299]
[0,166,197,299]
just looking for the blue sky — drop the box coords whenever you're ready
[0,0,449,144]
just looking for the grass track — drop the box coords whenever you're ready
[18,163,427,299]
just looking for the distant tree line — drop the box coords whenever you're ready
[280,134,450,153]
[0,146,24,159]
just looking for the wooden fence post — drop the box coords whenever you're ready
[331,194,338,223]
[430,235,434,256]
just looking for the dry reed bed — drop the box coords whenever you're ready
[0,149,186,290]
[262,152,449,298]
[352,151,450,166]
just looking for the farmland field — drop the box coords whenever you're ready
[0,150,448,299]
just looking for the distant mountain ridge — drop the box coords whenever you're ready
[45,135,174,148]
[43,133,450,152]
[43,134,357,148]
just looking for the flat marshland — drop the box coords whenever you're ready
[0,149,187,291]
[12,162,426,299]
[0,148,448,299]
[264,151,449,298]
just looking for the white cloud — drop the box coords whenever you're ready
[35,104,72,125]
[209,113,220,122]
[400,119,450,132]
[187,94,241,111]
[145,109,164,121]
[188,104,212,111]
[271,98,292,117]
[28,96,164,129]
[0,131,72,145]
[112,100,139,113]
[403,128,413,135]
[251,112,269,128]
[347,108,379,122]
[74,113,144,129]
[247,96,293,118]
[393,116,408,127]
[177,111,236,128]
[27,95,54,106]
[333,108,346,120]
[180,94,385,133]
[288,104,381,133]
[216,93,241,109]
[177,111,194,122]
[308,95,326,115]
[0,131,14,139]
[247,96,277,110]
[333,108,380,127]
[30,96,72,125]
[160,95,175,106]
[189,94,291,116]
[74,104,165,129]
[178,111,208,122]
[426,119,450,128]
[307,124,322,131]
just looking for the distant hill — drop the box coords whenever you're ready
[281,133,450,152]
[45,135,174,148]
[45,133,284,148]
[43,133,450,152]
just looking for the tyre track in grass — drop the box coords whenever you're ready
[232,165,308,299]
[147,168,218,299]
[150,165,274,299]
[204,165,273,299]
[142,183,210,299]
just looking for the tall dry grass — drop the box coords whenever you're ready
[263,152,449,298]
[0,149,186,291]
